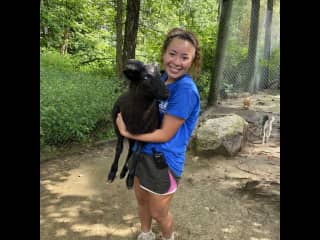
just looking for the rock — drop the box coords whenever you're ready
[191,114,248,157]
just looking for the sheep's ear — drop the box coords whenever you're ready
[123,59,144,81]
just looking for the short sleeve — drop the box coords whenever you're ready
[165,87,199,120]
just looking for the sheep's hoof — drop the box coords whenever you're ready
[120,168,128,179]
[126,176,134,189]
[107,172,116,183]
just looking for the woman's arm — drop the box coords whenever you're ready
[116,112,184,142]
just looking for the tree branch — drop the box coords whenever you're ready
[79,57,114,65]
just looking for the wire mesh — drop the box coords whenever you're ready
[220,0,279,97]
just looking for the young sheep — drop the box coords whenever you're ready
[107,59,169,189]
[261,115,275,144]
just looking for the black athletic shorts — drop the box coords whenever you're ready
[130,153,180,195]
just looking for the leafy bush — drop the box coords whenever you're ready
[40,52,122,147]
[196,71,211,100]
[40,51,76,73]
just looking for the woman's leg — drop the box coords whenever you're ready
[148,193,174,239]
[133,176,153,232]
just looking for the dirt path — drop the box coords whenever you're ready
[40,92,280,240]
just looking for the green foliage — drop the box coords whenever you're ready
[259,47,279,68]
[258,47,280,81]
[196,71,211,100]
[40,0,115,56]
[270,47,280,67]
[225,39,248,67]
[40,52,122,147]
[40,51,76,72]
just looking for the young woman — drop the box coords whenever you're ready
[116,28,202,240]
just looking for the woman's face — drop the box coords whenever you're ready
[162,38,195,82]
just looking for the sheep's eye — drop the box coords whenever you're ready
[143,74,151,81]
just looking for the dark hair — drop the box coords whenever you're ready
[161,28,202,80]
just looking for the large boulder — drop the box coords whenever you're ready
[191,114,248,157]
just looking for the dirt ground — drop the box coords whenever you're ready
[40,91,280,240]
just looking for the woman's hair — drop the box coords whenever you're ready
[160,28,202,80]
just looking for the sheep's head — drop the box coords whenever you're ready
[123,59,169,100]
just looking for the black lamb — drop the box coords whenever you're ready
[107,59,169,189]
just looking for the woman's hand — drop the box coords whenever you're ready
[116,112,129,137]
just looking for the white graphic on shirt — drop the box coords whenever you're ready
[159,100,168,113]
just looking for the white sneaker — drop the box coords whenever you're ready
[161,232,176,240]
[137,231,156,240]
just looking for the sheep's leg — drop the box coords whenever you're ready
[126,152,137,189]
[120,139,134,179]
[107,136,124,183]
[266,125,272,143]
[262,127,266,144]
[126,142,142,189]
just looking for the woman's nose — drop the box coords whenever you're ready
[172,56,182,65]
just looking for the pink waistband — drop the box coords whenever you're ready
[167,170,177,193]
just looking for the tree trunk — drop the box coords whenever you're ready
[122,0,141,68]
[207,0,233,107]
[115,0,124,80]
[260,0,273,89]
[245,0,260,92]
[60,27,69,55]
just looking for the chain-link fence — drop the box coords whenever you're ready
[220,0,279,96]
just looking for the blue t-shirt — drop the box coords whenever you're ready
[141,72,200,177]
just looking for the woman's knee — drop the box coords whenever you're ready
[150,208,169,222]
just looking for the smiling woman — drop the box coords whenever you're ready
[116,28,202,240]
